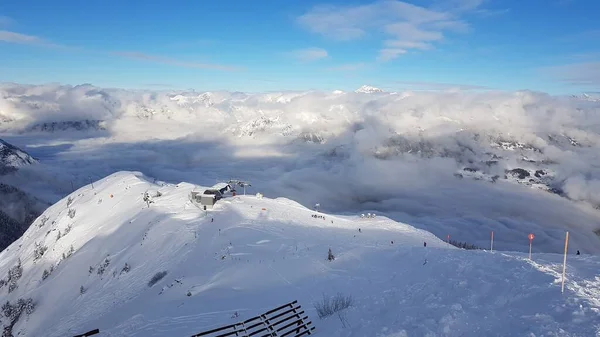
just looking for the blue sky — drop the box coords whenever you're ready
[0,0,598,94]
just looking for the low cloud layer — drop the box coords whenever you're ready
[2,83,600,254]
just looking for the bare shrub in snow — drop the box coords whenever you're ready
[148,271,167,287]
[88,266,94,275]
[56,230,62,241]
[97,257,110,276]
[33,242,48,262]
[448,239,481,250]
[79,285,86,295]
[67,208,76,219]
[67,196,74,208]
[327,248,335,261]
[314,293,353,319]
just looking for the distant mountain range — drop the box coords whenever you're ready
[1,83,600,254]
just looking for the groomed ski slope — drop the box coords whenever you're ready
[0,171,599,337]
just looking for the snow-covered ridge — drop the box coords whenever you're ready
[0,171,599,337]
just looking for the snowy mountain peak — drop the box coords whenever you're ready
[355,85,384,93]
[0,139,36,174]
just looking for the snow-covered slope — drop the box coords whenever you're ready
[1,172,599,337]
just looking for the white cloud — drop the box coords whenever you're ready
[327,63,368,71]
[378,48,407,61]
[393,80,489,91]
[297,0,484,61]
[0,27,240,71]
[435,0,486,13]
[287,47,329,62]
[0,30,76,50]
[0,30,50,46]
[541,61,600,86]
[111,51,242,71]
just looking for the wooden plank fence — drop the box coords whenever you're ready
[73,328,100,337]
[191,300,316,337]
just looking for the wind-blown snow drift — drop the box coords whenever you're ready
[2,83,600,254]
[0,171,599,337]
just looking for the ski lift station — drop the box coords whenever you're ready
[190,183,232,209]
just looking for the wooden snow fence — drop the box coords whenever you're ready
[73,328,100,337]
[191,300,316,337]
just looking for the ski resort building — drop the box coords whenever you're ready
[190,189,223,209]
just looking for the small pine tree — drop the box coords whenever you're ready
[42,266,54,281]
[62,245,75,260]
[1,301,13,319]
[64,224,73,235]
[121,263,130,274]
[38,216,49,228]
[7,259,22,293]
[80,285,86,295]
[33,242,48,262]
[327,248,335,261]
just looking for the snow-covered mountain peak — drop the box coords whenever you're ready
[355,85,384,93]
[0,138,36,173]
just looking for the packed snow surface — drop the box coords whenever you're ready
[0,172,599,336]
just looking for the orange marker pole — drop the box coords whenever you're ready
[528,233,535,260]
[490,231,494,252]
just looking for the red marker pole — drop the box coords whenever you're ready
[528,233,535,260]
[490,231,494,252]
